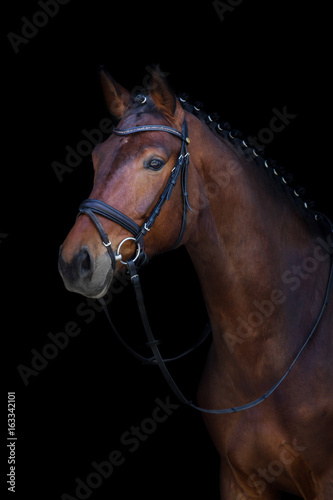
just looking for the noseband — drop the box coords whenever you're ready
[78,117,191,271]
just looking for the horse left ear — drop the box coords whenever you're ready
[150,67,177,117]
[99,66,131,120]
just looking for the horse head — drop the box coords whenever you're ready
[58,68,199,298]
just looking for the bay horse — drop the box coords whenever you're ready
[58,67,333,499]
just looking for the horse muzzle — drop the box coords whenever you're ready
[58,244,113,298]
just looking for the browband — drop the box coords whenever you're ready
[113,124,190,144]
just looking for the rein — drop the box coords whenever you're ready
[77,117,333,415]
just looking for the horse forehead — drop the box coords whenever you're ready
[91,133,136,166]
[93,118,177,165]
[91,137,153,192]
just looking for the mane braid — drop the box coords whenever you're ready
[177,94,326,226]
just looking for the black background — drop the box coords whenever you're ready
[3,1,331,499]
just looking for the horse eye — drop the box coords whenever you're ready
[147,159,164,171]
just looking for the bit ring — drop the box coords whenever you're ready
[116,237,141,265]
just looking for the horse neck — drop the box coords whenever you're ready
[185,116,329,385]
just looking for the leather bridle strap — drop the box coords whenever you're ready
[98,295,211,366]
[79,207,117,271]
[111,124,188,142]
[127,261,190,405]
[79,199,142,239]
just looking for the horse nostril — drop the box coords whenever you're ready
[81,252,90,273]
[77,248,94,279]
[58,246,99,290]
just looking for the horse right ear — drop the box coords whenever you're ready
[99,66,131,120]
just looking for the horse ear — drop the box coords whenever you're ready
[99,66,131,120]
[150,67,177,117]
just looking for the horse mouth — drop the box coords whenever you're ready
[61,267,113,299]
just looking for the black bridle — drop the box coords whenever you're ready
[78,117,191,271]
[77,116,333,415]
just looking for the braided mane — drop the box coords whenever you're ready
[176,94,326,226]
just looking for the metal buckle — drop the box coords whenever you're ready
[116,237,141,265]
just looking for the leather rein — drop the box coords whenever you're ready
[77,117,333,414]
